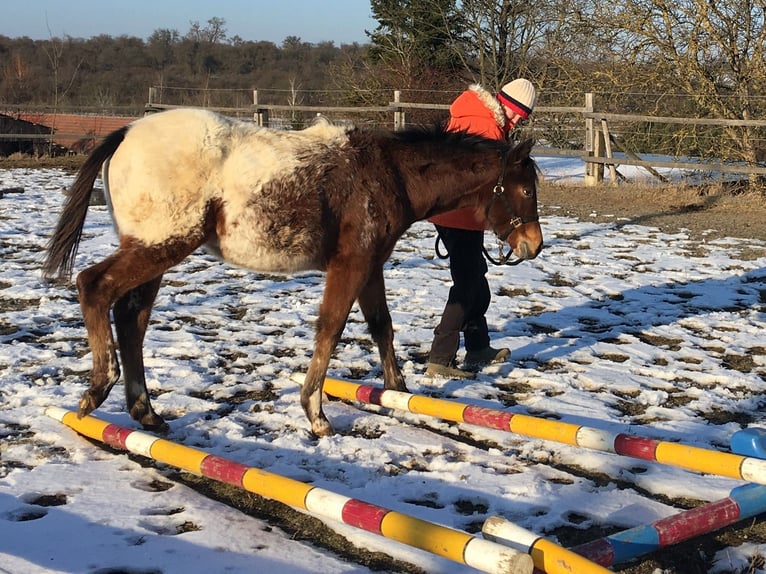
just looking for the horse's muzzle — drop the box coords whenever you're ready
[511,223,544,260]
[514,239,543,260]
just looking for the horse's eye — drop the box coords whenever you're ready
[522,187,534,198]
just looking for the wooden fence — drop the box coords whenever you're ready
[145,88,766,184]
[2,87,765,185]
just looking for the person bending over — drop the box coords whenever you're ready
[426,79,537,380]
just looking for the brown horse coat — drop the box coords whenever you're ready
[43,108,543,437]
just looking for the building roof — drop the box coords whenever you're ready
[13,113,137,153]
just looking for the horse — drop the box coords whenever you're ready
[42,108,543,437]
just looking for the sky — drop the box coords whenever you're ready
[1,152,765,573]
[0,0,376,45]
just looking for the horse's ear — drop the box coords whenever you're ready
[513,138,534,160]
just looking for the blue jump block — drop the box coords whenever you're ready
[731,428,766,459]
[729,483,766,519]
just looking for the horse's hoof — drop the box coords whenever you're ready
[311,419,334,438]
[140,415,169,433]
[128,395,167,431]
[131,405,167,432]
[77,392,99,418]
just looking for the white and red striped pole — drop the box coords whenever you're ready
[570,482,766,566]
[483,483,766,569]
[45,406,533,574]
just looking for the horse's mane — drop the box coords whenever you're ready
[344,123,538,177]
[387,123,510,154]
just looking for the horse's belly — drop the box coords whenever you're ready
[211,243,317,273]
[209,227,319,274]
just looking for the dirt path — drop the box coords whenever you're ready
[539,181,766,250]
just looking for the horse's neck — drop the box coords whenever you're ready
[403,157,498,221]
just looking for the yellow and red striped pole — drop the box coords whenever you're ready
[294,375,766,485]
[45,406,533,574]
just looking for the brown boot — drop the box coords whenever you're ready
[464,347,510,368]
[425,362,476,380]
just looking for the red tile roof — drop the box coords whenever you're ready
[15,113,138,153]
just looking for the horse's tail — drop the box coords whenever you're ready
[42,126,129,281]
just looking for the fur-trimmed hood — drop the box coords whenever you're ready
[447,84,506,134]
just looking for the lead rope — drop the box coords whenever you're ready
[433,231,525,266]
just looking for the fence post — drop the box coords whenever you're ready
[601,119,618,184]
[253,89,268,127]
[393,90,407,131]
[591,120,605,184]
[583,93,603,186]
[145,87,159,116]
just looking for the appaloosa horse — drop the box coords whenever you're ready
[43,108,543,437]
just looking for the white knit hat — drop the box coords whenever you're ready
[497,79,536,119]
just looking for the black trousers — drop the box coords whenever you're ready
[428,225,491,365]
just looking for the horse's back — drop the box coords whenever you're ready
[103,108,354,272]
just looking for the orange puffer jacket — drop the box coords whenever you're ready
[428,84,508,230]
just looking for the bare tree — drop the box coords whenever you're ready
[2,53,31,102]
[590,0,766,165]
[203,17,228,44]
[41,20,83,153]
[42,34,82,111]
[287,77,304,128]
[450,0,553,88]
[186,17,228,44]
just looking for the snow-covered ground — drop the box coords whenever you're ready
[1,158,765,574]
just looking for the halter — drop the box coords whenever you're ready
[434,149,539,266]
[482,150,539,265]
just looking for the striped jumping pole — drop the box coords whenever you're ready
[293,375,766,485]
[481,517,612,574]
[45,406,533,574]
[568,482,766,567]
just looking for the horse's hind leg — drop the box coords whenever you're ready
[113,276,164,429]
[357,266,407,393]
[76,256,125,417]
[76,237,204,422]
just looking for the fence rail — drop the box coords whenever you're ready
[3,87,765,184]
[583,111,766,128]
[144,88,766,183]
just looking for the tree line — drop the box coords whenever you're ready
[0,19,370,113]
[1,1,765,166]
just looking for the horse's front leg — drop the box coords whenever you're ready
[76,258,123,417]
[113,276,165,430]
[357,265,407,393]
[301,265,361,437]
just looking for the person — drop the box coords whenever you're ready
[425,79,537,379]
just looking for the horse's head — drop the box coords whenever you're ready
[484,139,543,263]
